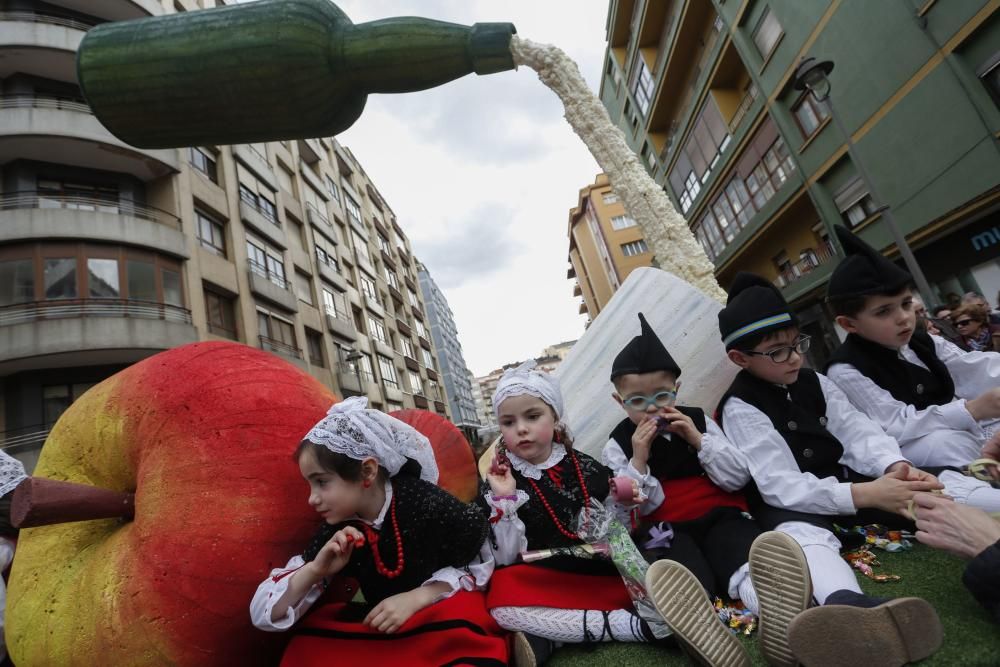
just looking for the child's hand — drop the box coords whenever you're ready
[980,432,1000,481]
[487,451,516,497]
[885,461,941,486]
[853,469,943,515]
[308,526,364,579]
[659,407,703,451]
[364,587,435,633]
[630,417,659,472]
[966,387,1000,421]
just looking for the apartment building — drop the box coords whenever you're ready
[600,0,1000,366]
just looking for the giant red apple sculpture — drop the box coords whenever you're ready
[6,342,343,665]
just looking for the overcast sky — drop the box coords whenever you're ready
[335,1,610,376]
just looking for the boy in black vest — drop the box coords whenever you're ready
[825,226,1000,512]
[603,313,759,667]
[716,272,943,667]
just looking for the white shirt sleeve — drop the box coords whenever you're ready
[697,417,752,491]
[601,438,665,516]
[933,334,1000,399]
[483,490,529,566]
[721,397,856,516]
[818,373,908,478]
[826,362,980,444]
[422,538,496,602]
[249,555,324,632]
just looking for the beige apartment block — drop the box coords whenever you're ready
[567,174,653,323]
[0,0,448,472]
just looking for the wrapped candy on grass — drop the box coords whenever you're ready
[844,547,901,583]
[575,499,671,639]
[714,598,757,636]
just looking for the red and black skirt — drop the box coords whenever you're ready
[280,590,508,667]
[486,563,632,611]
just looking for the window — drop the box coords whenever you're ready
[315,246,338,271]
[610,215,637,230]
[205,287,237,339]
[408,289,420,308]
[325,176,340,202]
[44,258,76,299]
[667,98,731,212]
[258,310,298,353]
[792,94,830,138]
[367,315,388,343]
[196,209,226,257]
[422,348,435,369]
[189,147,218,183]
[294,271,314,305]
[344,194,362,226]
[377,233,391,254]
[401,336,415,359]
[630,55,655,117]
[161,268,183,306]
[602,192,619,204]
[378,355,399,389]
[358,352,375,381]
[322,288,347,319]
[385,266,399,290]
[247,239,288,288]
[0,259,34,306]
[360,273,379,302]
[408,370,423,395]
[303,185,327,224]
[306,329,325,367]
[978,55,1000,108]
[43,383,95,426]
[752,6,783,60]
[38,178,118,212]
[127,260,156,301]
[414,318,427,338]
[87,258,119,297]
[352,230,371,264]
[621,240,649,257]
[239,183,278,225]
[277,165,296,197]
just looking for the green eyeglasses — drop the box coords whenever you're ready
[622,389,678,410]
[745,335,811,363]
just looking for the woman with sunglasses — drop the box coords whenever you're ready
[950,304,999,352]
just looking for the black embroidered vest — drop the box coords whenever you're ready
[826,331,955,410]
[718,369,844,480]
[609,406,708,480]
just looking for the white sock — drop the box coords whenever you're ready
[940,470,1000,513]
[802,544,861,604]
[491,606,649,643]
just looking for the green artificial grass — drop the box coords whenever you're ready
[549,544,1000,667]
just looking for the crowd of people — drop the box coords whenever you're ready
[923,291,1000,352]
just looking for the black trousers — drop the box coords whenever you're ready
[639,506,760,600]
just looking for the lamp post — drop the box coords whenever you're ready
[793,57,935,305]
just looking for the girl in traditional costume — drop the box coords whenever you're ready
[251,397,506,666]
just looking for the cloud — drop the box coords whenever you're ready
[415,204,523,288]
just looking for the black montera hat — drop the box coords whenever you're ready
[827,225,912,300]
[718,272,798,350]
[610,313,682,381]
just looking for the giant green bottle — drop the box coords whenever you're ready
[77,0,517,148]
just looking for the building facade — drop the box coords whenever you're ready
[0,0,447,472]
[417,260,480,441]
[568,174,653,323]
[601,0,1000,367]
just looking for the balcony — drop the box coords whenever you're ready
[248,263,298,312]
[306,202,331,230]
[363,293,385,318]
[418,335,432,351]
[434,400,447,414]
[298,138,322,164]
[316,254,347,291]
[383,381,404,404]
[239,196,286,249]
[0,11,91,84]
[47,1,162,21]
[0,190,186,258]
[404,355,420,373]
[572,282,582,297]
[373,338,395,359]
[395,318,412,337]
[325,309,356,342]
[259,335,305,367]
[411,304,424,321]
[413,394,429,410]
[425,367,438,382]
[0,299,196,375]
[299,160,327,196]
[404,274,417,292]
[388,284,404,305]
[774,245,839,303]
[233,144,277,191]
[335,363,364,395]
[0,95,179,181]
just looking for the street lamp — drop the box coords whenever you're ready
[793,57,936,306]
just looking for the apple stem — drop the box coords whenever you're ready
[11,477,136,528]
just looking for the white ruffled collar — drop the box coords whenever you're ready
[506,443,566,480]
[355,479,393,530]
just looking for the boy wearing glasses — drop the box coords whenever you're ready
[824,226,1000,477]
[602,313,761,666]
[716,272,943,667]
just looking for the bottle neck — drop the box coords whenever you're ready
[341,18,516,94]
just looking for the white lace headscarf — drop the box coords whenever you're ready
[303,396,438,484]
[0,451,26,498]
[491,360,564,419]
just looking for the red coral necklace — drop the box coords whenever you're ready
[525,449,590,540]
[362,493,405,579]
